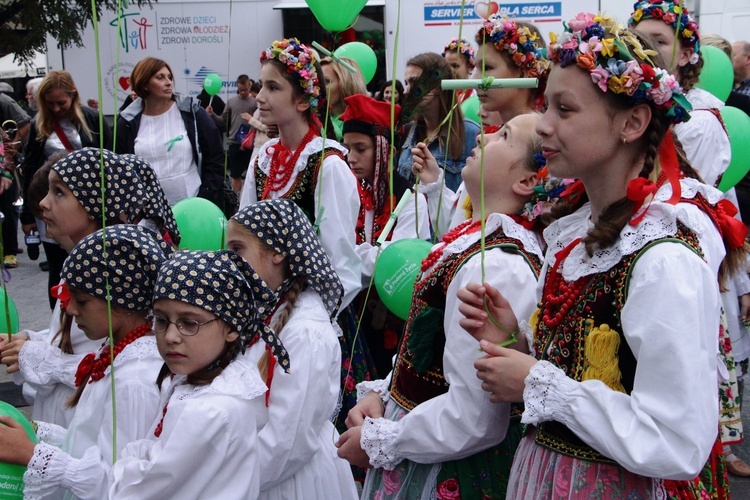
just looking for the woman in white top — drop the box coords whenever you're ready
[116,57,226,211]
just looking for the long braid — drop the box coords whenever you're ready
[257,277,307,380]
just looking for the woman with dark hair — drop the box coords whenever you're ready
[116,56,227,211]
[376,79,404,108]
[396,52,479,192]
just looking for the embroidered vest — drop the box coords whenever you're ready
[254,147,346,223]
[389,229,542,411]
[533,225,702,464]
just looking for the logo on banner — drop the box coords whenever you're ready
[103,62,137,100]
[110,9,153,52]
[423,1,561,25]
[184,67,232,95]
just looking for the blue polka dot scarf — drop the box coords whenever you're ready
[231,199,343,320]
[153,249,291,372]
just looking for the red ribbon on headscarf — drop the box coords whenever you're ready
[658,131,682,205]
[626,177,659,226]
[50,282,71,309]
[715,199,748,249]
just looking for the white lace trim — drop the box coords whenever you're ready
[520,319,535,357]
[35,421,67,446]
[101,336,160,378]
[23,442,68,499]
[356,379,390,403]
[521,360,575,426]
[422,213,544,275]
[543,179,718,281]
[361,417,401,470]
[255,136,347,195]
[170,354,267,402]
[18,340,57,385]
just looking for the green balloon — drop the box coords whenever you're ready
[203,73,223,97]
[172,197,227,251]
[461,95,481,126]
[0,288,19,335]
[696,46,733,103]
[717,106,750,192]
[334,42,377,84]
[374,239,433,320]
[0,401,37,499]
[305,0,367,32]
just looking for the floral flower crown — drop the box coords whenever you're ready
[475,15,550,79]
[260,38,322,113]
[442,37,477,70]
[518,158,576,224]
[628,0,700,64]
[549,13,692,124]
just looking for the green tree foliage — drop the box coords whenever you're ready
[0,0,153,62]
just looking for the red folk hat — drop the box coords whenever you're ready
[340,94,401,139]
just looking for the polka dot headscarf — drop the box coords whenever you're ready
[153,249,290,372]
[231,199,344,320]
[51,148,148,226]
[62,224,173,311]
[120,154,181,245]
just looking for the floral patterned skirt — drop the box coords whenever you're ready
[361,401,521,499]
[507,431,656,499]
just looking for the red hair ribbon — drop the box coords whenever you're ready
[658,131,682,205]
[559,179,586,205]
[50,282,71,310]
[715,199,748,249]
[626,177,659,226]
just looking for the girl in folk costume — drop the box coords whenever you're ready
[110,250,291,498]
[337,112,551,498]
[340,94,431,377]
[460,15,746,499]
[0,225,169,499]
[442,37,477,104]
[0,148,176,428]
[240,38,361,310]
[629,1,750,477]
[416,16,551,238]
[227,199,358,499]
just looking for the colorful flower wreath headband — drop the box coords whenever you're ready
[442,37,477,70]
[518,158,577,225]
[549,13,692,124]
[475,15,550,79]
[628,0,700,64]
[260,38,322,113]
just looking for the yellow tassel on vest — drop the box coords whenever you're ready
[582,321,626,393]
[462,194,473,220]
[529,308,540,341]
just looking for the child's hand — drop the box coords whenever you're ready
[345,391,384,428]
[336,426,371,468]
[0,332,28,350]
[411,142,440,184]
[474,341,537,403]
[241,112,252,122]
[457,282,520,347]
[1,338,27,373]
[0,416,35,465]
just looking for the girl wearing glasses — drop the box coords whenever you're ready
[109,250,290,498]
[227,199,358,499]
[0,225,169,499]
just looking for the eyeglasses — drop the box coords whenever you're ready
[150,314,218,337]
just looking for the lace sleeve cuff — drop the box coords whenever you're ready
[361,417,401,470]
[356,379,389,403]
[23,442,71,499]
[417,171,444,196]
[36,421,68,447]
[521,360,578,425]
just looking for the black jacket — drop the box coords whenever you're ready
[21,106,113,225]
[116,94,226,209]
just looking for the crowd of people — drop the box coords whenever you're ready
[0,1,749,498]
